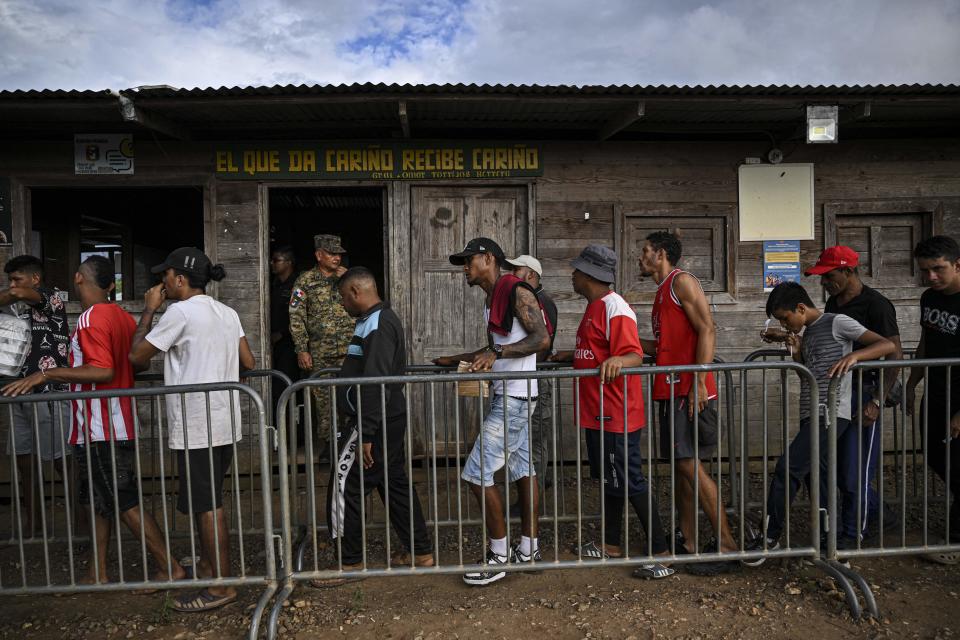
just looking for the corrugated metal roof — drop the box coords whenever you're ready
[3,82,959,100]
[1,83,957,142]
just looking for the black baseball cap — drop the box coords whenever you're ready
[151,247,212,276]
[449,237,506,265]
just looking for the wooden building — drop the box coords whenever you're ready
[1,83,958,452]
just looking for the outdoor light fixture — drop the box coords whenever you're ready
[806,105,839,143]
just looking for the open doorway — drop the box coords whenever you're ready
[30,187,205,300]
[267,187,386,291]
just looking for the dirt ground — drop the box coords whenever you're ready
[1,551,958,640]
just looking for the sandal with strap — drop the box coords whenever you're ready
[172,589,237,613]
[572,541,618,559]
[632,563,675,580]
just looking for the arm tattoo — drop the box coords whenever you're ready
[502,286,549,358]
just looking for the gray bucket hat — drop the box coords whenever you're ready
[571,245,617,284]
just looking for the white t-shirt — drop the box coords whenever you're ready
[484,307,538,398]
[146,295,244,450]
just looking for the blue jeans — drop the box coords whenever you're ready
[461,395,536,487]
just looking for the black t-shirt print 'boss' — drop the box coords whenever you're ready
[920,287,960,400]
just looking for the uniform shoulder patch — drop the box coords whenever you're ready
[290,288,306,308]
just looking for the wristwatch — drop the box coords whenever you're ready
[490,343,504,359]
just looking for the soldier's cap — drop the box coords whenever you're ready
[506,254,543,277]
[315,234,346,253]
[151,247,211,276]
[571,245,617,284]
[449,237,505,265]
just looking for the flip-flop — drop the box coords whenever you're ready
[632,563,675,580]
[924,540,960,565]
[172,589,237,613]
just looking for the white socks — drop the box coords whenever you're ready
[490,536,508,557]
[489,536,538,557]
[519,535,538,556]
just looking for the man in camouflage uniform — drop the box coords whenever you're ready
[289,234,355,459]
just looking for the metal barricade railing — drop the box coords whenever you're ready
[0,382,277,640]
[825,357,960,619]
[3,370,292,548]
[268,360,824,632]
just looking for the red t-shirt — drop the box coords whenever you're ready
[68,303,137,444]
[574,291,646,432]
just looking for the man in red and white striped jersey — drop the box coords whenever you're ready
[639,231,738,575]
[3,256,184,585]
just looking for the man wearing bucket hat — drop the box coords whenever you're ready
[804,245,902,546]
[433,237,550,586]
[289,234,355,461]
[551,245,674,580]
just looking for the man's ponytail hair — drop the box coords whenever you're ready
[177,263,227,291]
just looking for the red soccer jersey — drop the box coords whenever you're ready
[651,269,717,401]
[68,303,137,444]
[574,291,646,432]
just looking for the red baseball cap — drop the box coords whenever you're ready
[804,245,860,276]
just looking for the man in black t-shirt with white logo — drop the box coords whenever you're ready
[806,245,902,547]
[907,235,960,563]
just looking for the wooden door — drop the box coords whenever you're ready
[408,186,529,455]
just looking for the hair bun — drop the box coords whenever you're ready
[209,264,227,282]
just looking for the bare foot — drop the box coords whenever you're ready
[78,571,110,585]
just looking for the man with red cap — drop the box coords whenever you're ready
[804,245,902,546]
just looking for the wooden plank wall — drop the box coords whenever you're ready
[535,139,960,456]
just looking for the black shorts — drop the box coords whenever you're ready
[176,445,234,514]
[584,428,648,497]
[658,398,719,460]
[76,441,140,518]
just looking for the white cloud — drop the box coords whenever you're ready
[0,0,957,91]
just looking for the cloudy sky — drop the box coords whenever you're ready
[1,0,959,91]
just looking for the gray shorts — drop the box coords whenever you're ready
[658,398,719,460]
[5,400,71,461]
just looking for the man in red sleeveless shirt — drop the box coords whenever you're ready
[639,232,738,574]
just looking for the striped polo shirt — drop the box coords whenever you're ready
[799,313,868,422]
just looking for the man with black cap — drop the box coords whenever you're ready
[129,247,256,612]
[289,234,355,460]
[433,237,550,586]
[550,245,674,580]
[802,245,902,546]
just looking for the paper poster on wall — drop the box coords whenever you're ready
[738,164,814,241]
[763,240,801,291]
[74,134,135,175]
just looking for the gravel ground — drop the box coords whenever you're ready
[2,467,958,639]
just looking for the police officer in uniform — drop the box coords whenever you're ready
[289,234,355,459]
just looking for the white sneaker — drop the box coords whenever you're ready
[463,547,511,586]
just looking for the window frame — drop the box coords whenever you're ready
[614,202,738,305]
[823,199,944,300]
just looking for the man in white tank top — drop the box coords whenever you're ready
[433,237,550,586]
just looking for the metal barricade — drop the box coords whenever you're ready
[127,369,291,540]
[267,360,826,635]
[0,382,277,640]
[825,357,960,619]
